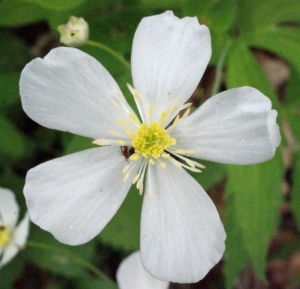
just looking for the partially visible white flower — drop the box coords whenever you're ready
[0,188,30,267]
[20,11,280,283]
[117,251,169,289]
[57,16,89,47]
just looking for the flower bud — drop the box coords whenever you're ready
[57,16,89,47]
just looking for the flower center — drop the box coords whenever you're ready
[0,225,11,247]
[92,84,205,195]
[131,121,176,159]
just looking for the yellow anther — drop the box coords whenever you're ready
[132,174,139,184]
[123,172,130,182]
[160,112,167,124]
[149,158,156,165]
[173,115,180,125]
[159,160,167,168]
[175,150,187,154]
[122,164,130,174]
[170,99,180,115]
[127,83,135,96]
[108,130,121,136]
[117,120,131,135]
[172,159,182,168]
[130,153,140,161]
[130,121,176,161]
[117,140,126,145]
[0,226,10,246]
[186,159,196,168]
[128,113,140,125]
[116,92,126,105]
[110,98,120,108]
[182,108,190,118]
[159,108,170,125]
[149,104,154,121]
[92,139,110,145]
[162,153,170,158]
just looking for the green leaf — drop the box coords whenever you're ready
[64,135,93,155]
[22,0,87,10]
[0,116,27,160]
[224,193,248,288]
[100,186,141,251]
[25,224,96,277]
[141,0,185,9]
[46,0,119,31]
[226,41,278,107]
[244,27,300,76]
[0,73,22,109]
[0,168,26,211]
[0,256,24,289]
[0,32,31,73]
[183,0,237,65]
[285,67,300,109]
[226,153,282,281]
[291,153,300,230]
[184,0,237,33]
[190,160,226,190]
[75,277,118,289]
[0,0,48,26]
[237,0,300,33]
[283,68,300,143]
[209,30,231,65]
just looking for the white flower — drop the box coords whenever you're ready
[57,16,89,47]
[19,11,280,283]
[117,251,169,289]
[0,188,30,267]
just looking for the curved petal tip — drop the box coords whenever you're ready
[268,110,281,153]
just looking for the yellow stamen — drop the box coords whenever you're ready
[131,121,176,160]
[109,98,120,109]
[117,120,131,135]
[149,104,154,121]
[0,226,10,246]
[128,113,141,125]
[108,130,122,137]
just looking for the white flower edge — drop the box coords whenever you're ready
[24,147,140,245]
[117,251,169,289]
[171,86,281,165]
[20,47,134,140]
[140,159,225,283]
[131,10,211,123]
[0,188,30,267]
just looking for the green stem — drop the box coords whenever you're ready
[86,40,131,70]
[26,240,117,287]
[211,39,233,97]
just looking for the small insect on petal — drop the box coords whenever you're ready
[120,146,135,160]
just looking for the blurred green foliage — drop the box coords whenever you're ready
[0,0,299,288]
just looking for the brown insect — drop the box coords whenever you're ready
[120,146,135,160]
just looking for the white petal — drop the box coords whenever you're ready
[20,47,134,139]
[24,146,139,245]
[117,251,169,289]
[0,188,19,228]
[140,161,226,283]
[13,212,30,247]
[0,244,19,267]
[172,87,281,165]
[131,11,211,123]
